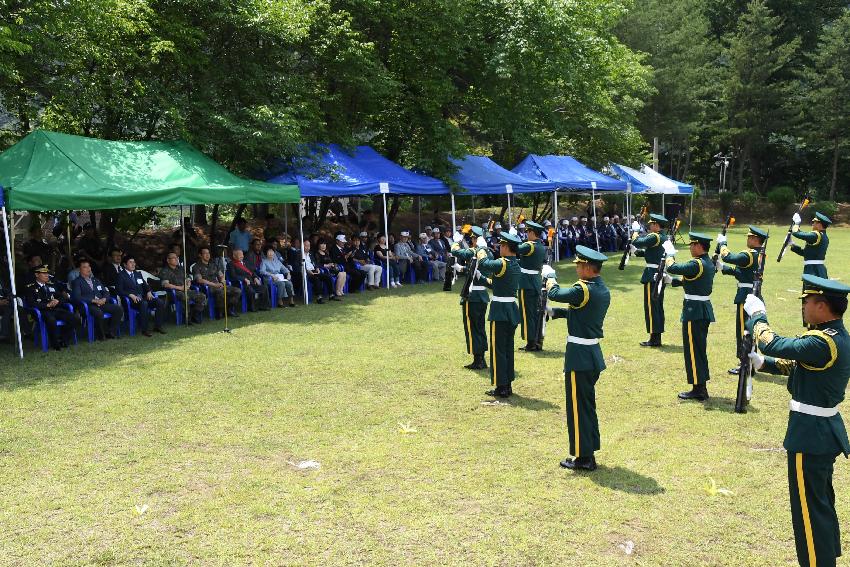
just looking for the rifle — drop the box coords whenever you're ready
[444,224,472,291]
[461,217,492,299]
[533,227,557,348]
[618,205,648,270]
[712,213,735,272]
[652,218,681,299]
[777,196,810,263]
[735,231,769,413]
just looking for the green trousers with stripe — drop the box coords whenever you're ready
[518,287,541,342]
[643,282,665,334]
[489,320,516,387]
[462,302,488,355]
[788,452,841,567]
[682,319,711,385]
[564,371,601,458]
[734,302,746,358]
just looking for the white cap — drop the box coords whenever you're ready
[419,232,427,239]
[424,226,432,231]
[494,222,502,229]
[336,234,347,242]
[400,230,410,237]
[359,231,368,237]
[544,220,552,226]
[432,227,441,233]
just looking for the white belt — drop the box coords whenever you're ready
[469,285,486,292]
[520,268,540,274]
[737,283,753,289]
[645,263,659,269]
[804,260,825,265]
[790,399,839,417]
[491,296,516,303]
[567,336,600,345]
[684,294,711,302]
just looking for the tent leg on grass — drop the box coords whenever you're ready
[299,199,308,305]
[591,189,600,251]
[180,205,189,323]
[382,192,390,289]
[450,194,456,237]
[553,190,559,262]
[1,195,23,359]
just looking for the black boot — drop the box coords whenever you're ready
[519,342,540,352]
[464,353,487,370]
[560,455,597,471]
[678,384,709,401]
[485,385,512,398]
[640,333,661,347]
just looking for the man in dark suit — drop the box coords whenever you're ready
[116,254,166,336]
[24,265,82,350]
[101,247,124,290]
[71,259,123,340]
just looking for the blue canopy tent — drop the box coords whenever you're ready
[512,154,629,257]
[610,163,695,230]
[267,144,451,292]
[449,155,558,228]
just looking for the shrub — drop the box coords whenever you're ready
[719,191,734,213]
[739,191,761,212]
[812,200,838,219]
[766,186,796,213]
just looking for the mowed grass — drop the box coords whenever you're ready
[1,225,848,566]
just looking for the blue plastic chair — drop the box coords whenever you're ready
[120,296,160,336]
[24,302,78,352]
[78,299,120,342]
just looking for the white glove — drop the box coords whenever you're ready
[452,262,464,272]
[475,236,487,248]
[508,226,518,236]
[474,269,483,281]
[715,259,725,271]
[663,273,673,285]
[540,264,556,279]
[631,221,641,231]
[743,293,766,316]
[748,350,765,371]
[792,213,801,224]
[629,244,637,255]
[545,306,554,318]
[662,240,677,256]
[716,234,727,245]
[452,232,463,243]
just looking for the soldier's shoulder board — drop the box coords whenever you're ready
[824,328,838,337]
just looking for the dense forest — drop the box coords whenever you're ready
[1,0,848,209]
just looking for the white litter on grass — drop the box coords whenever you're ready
[786,289,800,294]
[289,460,321,470]
[480,400,509,406]
[618,540,634,555]
[703,477,734,497]
[610,355,624,364]
[398,421,417,434]
[135,504,149,515]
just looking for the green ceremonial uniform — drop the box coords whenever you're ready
[451,244,492,356]
[633,230,667,335]
[548,272,610,458]
[477,255,521,387]
[516,238,547,343]
[791,228,829,278]
[747,276,850,566]
[668,251,715,385]
[720,246,758,357]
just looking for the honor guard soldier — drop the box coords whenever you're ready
[790,211,831,278]
[632,213,668,347]
[665,232,715,400]
[546,245,611,471]
[25,265,83,350]
[475,232,522,397]
[744,276,850,567]
[451,226,493,370]
[716,225,767,374]
[517,221,547,352]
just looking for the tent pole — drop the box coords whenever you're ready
[662,193,665,216]
[417,196,421,235]
[450,194,456,236]
[471,196,475,223]
[2,200,23,359]
[66,212,72,270]
[299,199,308,305]
[553,190,559,262]
[591,189,600,251]
[689,193,694,232]
[382,193,390,289]
[180,205,189,323]
[507,192,512,228]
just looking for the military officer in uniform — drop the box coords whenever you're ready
[744,276,850,567]
[665,232,715,400]
[517,221,547,351]
[790,211,831,278]
[25,265,82,350]
[451,226,493,370]
[716,225,767,374]
[546,245,611,471]
[631,213,668,347]
[475,232,521,397]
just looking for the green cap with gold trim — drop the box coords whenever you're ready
[573,245,608,265]
[688,232,712,247]
[648,213,668,226]
[525,220,544,233]
[471,226,485,237]
[499,232,522,245]
[747,225,768,241]
[814,212,833,227]
[800,274,850,298]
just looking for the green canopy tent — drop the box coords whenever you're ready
[0,130,300,358]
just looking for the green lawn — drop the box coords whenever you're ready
[1,225,848,566]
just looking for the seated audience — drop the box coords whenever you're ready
[25,264,82,350]
[350,234,382,290]
[160,252,207,324]
[315,240,346,298]
[330,232,366,293]
[374,233,401,287]
[193,246,242,318]
[226,249,270,312]
[259,245,297,307]
[71,259,123,339]
[117,254,166,337]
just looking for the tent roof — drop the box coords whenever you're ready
[512,154,627,192]
[609,163,652,193]
[449,155,557,194]
[0,130,299,211]
[267,144,449,197]
[609,163,693,195]
[640,165,693,194]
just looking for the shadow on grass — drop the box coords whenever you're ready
[654,344,683,354]
[754,372,788,387]
[701,396,760,413]
[522,348,563,359]
[509,393,559,411]
[587,465,665,495]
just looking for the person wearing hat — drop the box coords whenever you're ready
[394,230,426,283]
[331,232,367,293]
[487,222,503,259]
[664,232,715,400]
[451,226,493,369]
[545,245,611,471]
[790,212,832,278]
[716,225,768,374]
[516,221,548,351]
[743,276,850,567]
[631,214,669,347]
[24,264,83,350]
[516,222,528,242]
[475,232,522,397]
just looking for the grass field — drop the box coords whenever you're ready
[1,224,849,566]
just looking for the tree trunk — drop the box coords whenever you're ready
[736,145,746,194]
[194,205,208,226]
[830,137,839,202]
[387,195,401,231]
[316,197,331,229]
[209,205,221,248]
